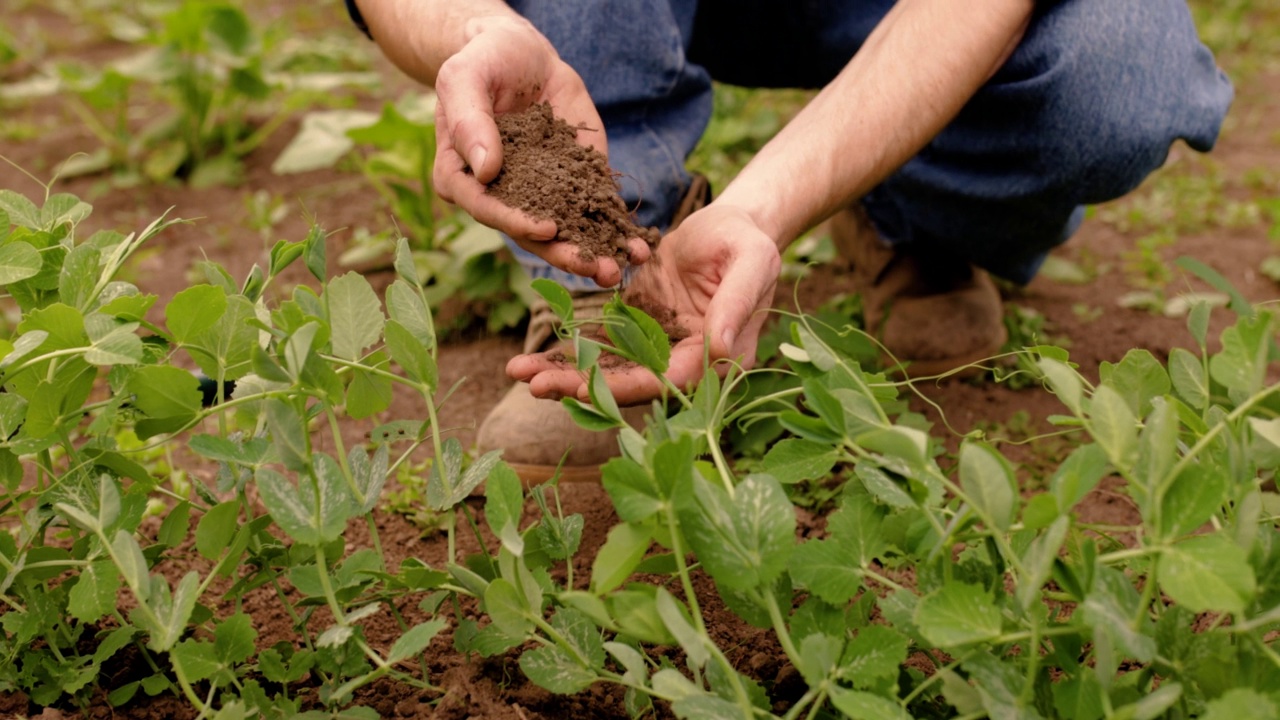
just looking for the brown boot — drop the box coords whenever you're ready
[476,175,712,484]
[830,206,1006,378]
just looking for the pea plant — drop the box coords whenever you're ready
[0,185,502,717]
[55,0,374,186]
[274,99,535,334]
[1,177,1278,719]
[464,279,1280,719]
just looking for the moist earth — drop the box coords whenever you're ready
[485,102,661,266]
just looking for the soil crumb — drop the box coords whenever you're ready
[486,102,660,266]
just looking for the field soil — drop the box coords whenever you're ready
[1,4,1278,719]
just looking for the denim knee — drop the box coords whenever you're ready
[997,0,1233,203]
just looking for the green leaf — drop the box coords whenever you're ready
[1209,311,1272,396]
[1160,464,1226,538]
[657,588,709,668]
[1050,443,1108,511]
[1167,347,1208,410]
[839,625,908,689]
[484,578,533,637]
[963,653,1043,720]
[69,561,121,623]
[679,473,794,591]
[601,457,664,522]
[384,319,437,388]
[1175,256,1252,318]
[326,272,385,361]
[0,190,40,228]
[562,397,624,431]
[1087,384,1137,472]
[531,279,574,324]
[272,109,376,173]
[345,351,392,419]
[189,294,257,380]
[125,366,201,434]
[148,571,200,652]
[915,582,1003,647]
[826,489,888,567]
[214,613,257,667]
[829,688,910,720]
[454,449,502,507]
[255,465,352,547]
[590,521,652,595]
[196,501,241,560]
[112,530,150,601]
[762,438,839,484]
[1038,357,1085,415]
[958,441,1017,531]
[1116,681,1182,720]
[1082,565,1155,686]
[790,539,866,605]
[385,280,433,347]
[57,244,100,311]
[519,645,595,695]
[1201,689,1279,720]
[484,461,524,537]
[170,639,220,683]
[0,240,41,284]
[424,438,465,510]
[604,295,670,374]
[350,443,389,514]
[1158,535,1256,614]
[388,619,446,663]
[1016,516,1070,610]
[266,399,310,472]
[85,322,144,366]
[165,285,227,345]
[1052,673,1105,720]
[1098,349,1170,418]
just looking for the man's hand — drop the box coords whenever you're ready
[431,17,648,287]
[507,205,781,405]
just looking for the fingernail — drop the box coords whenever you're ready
[721,330,736,352]
[468,147,487,173]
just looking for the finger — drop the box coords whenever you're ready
[574,364,665,407]
[624,237,651,265]
[434,61,505,183]
[703,250,779,360]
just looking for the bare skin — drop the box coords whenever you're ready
[355,0,1033,404]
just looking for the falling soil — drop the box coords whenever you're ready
[486,102,661,266]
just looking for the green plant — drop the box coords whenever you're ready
[0,183,484,715]
[457,277,1280,719]
[55,1,374,186]
[4,176,1280,718]
[275,98,535,333]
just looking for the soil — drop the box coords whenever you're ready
[486,102,661,265]
[1,3,1278,719]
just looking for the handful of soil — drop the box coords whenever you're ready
[485,102,660,267]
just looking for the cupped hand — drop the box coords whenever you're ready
[507,205,782,405]
[432,17,647,287]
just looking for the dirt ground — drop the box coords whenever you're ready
[1,2,1278,718]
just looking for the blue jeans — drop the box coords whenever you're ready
[505,0,1233,290]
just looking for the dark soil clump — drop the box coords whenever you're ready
[486,102,660,266]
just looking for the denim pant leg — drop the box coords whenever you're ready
[857,0,1234,284]
[504,0,710,292]
[505,0,1232,290]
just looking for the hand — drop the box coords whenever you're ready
[507,205,782,405]
[432,17,647,287]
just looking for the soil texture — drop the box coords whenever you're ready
[486,102,660,265]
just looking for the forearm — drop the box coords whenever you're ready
[352,0,537,85]
[715,0,1034,248]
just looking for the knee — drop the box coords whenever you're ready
[1003,0,1232,200]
